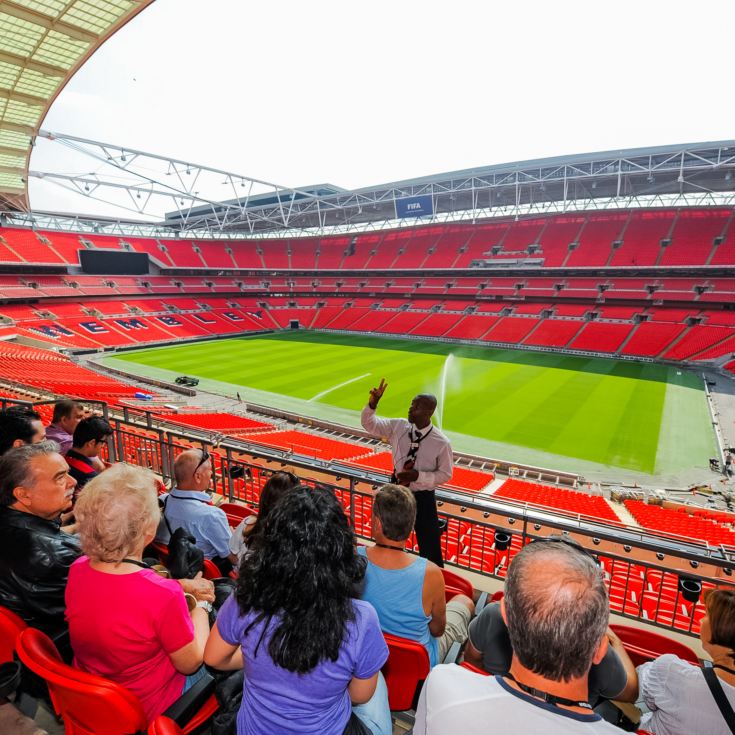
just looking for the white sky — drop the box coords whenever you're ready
[29,0,735,215]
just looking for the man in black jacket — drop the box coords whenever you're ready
[0,440,214,637]
[0,441,79,635]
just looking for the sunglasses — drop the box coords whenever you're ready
[192,449,210,476]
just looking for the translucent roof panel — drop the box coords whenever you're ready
[0,0,154,208]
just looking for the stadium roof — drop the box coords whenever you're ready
[0,0,153,210]
[20,135,735,238]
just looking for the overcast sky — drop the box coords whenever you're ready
[30,0,735,215]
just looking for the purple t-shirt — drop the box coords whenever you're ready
[216,594,388,735]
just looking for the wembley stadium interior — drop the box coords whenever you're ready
[2,1,735,732]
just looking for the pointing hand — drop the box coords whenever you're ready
[369,378,388,409]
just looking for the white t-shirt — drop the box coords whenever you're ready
[414,664,623,734]
[638,654,735,735]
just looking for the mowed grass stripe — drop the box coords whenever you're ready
[112,332,708,472]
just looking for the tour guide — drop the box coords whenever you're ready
[361,379,453,566]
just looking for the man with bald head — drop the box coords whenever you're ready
[155,447,236,574]
[361,379,453,566]
[415,540,627,734]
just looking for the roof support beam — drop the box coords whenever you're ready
[0,49,66,76]
[0,1,98,43]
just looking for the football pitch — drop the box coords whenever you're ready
[105,331,717,480]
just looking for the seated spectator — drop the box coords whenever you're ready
[65,416,113,498]
[228,470,299,562]
[463,541,636,705]
[66,464,211,722]
[0,407,45,455]
[358,484,474,666]
[414,538,626,734]
[638,588,735,735]
[204,484,392,735]
[0,441,78,635]
[156,448,236,575]
[44,400,85,455]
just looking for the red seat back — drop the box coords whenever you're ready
[0,606,27,664]
[459,661,489,676]
[219,502,256,528]
[382,633,431,711]
[441,568,474,602]
[148,716,184,735]
[610,623,700,667]
[15,628,147,735]
[202,558,221,579]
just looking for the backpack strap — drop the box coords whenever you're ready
[703,664,735,734]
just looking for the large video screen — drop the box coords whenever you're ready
[79,250,150,275]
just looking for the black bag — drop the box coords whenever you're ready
[342,712,373,735]
[210,669,243,735]
[166,527,204,579]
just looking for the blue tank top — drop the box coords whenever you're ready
[357,546,439,667]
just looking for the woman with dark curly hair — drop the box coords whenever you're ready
[204,484,391,735]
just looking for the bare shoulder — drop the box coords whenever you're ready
[424,560,445,591]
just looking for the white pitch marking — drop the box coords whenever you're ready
[308,373,371,402]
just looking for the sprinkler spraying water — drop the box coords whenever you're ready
[437,353,454,429]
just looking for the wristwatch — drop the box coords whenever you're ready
[195,600,213,613]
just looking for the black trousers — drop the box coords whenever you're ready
[414,489,444,567]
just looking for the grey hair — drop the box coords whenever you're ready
[75,463,159,563]
[504,540,609,682]
[0,440,61,507]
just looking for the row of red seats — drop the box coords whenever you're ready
[0,207,730,268]
[625,500,735,547]
[6,293,735,360]
[493,478,622,523]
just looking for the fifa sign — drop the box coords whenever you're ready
[395,195,433,219]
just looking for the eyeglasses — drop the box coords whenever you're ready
[192,449,210,476]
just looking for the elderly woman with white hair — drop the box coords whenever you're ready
[65,463,212,721]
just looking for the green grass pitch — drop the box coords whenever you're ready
[108,331,716,477]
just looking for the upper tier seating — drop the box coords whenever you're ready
[608,210,674,266]
[2,207,729,273]
[659,209,730,266]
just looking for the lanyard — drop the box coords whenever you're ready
[119,558,150,569]
[404,425,433,465]
[161,493,211,535]
[504,672,592,710]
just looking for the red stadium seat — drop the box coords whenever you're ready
[441,568,474,602]
[202,559,221,580]
[0,606,27,664]
[148,716,184,734]
[219,502,257,527]
[610,624,700,667]
[15,628,217,735]
[382,633,431,711]
[459,661,489,676]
